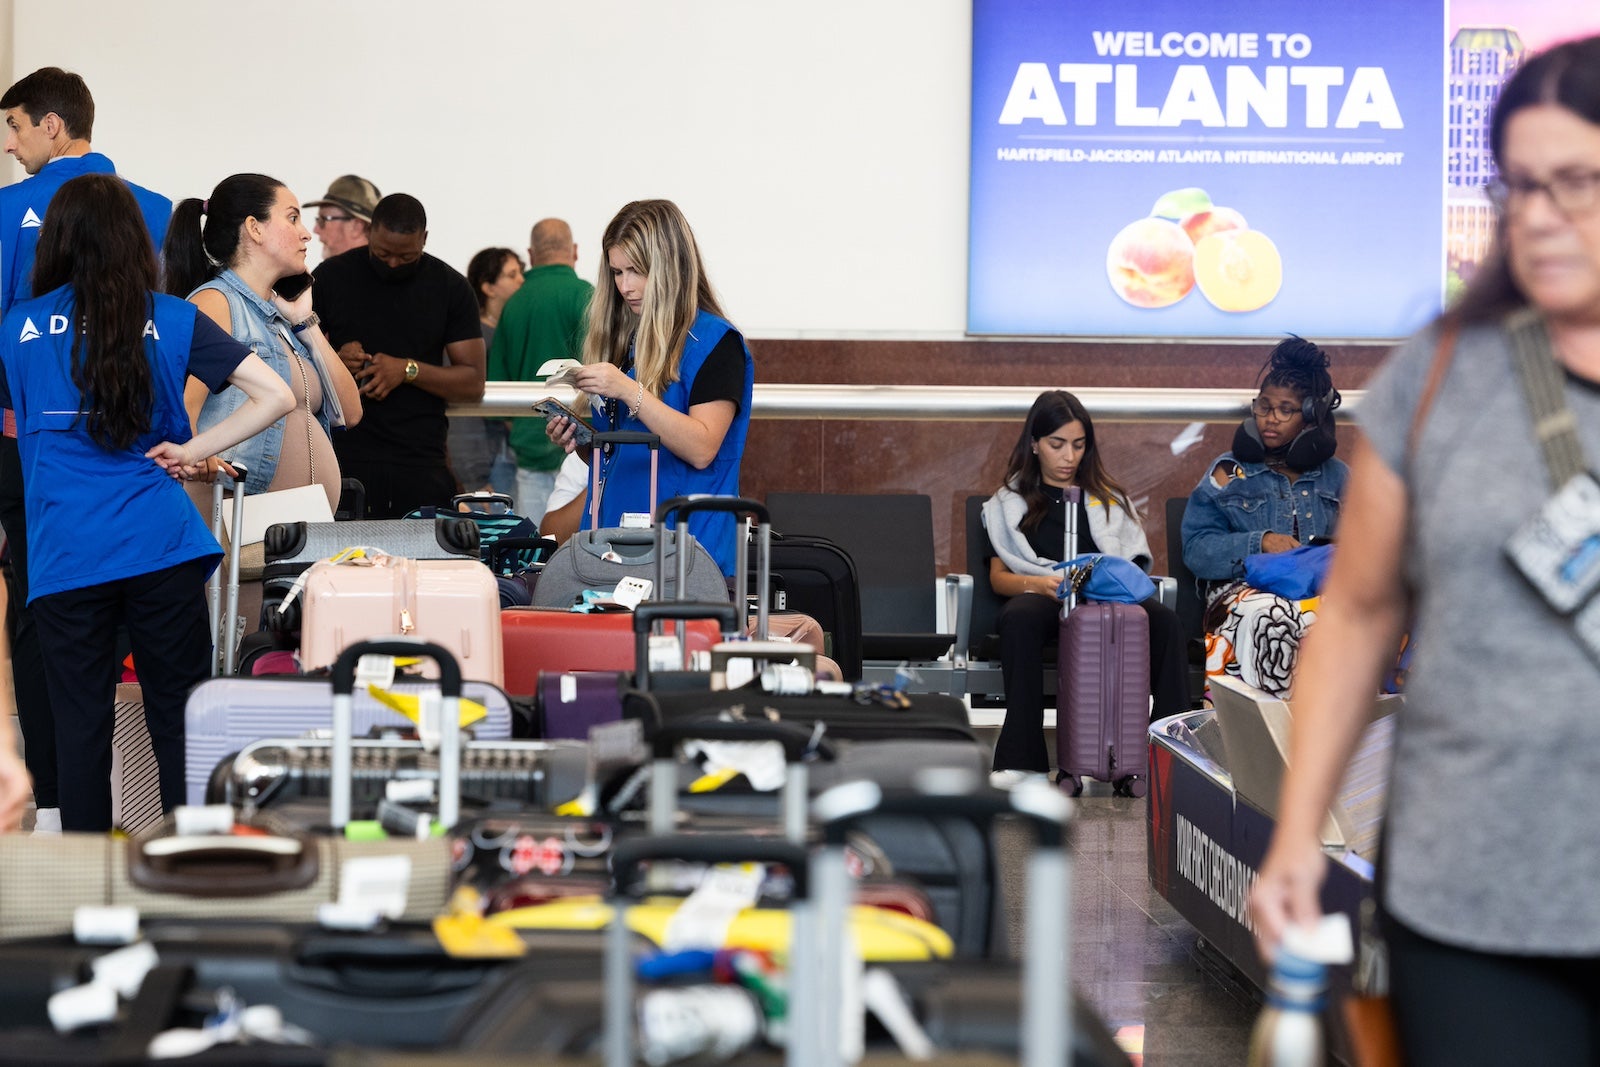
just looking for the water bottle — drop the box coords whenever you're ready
[1245,946,1328,1067]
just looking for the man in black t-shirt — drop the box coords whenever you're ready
[312,194,484,517]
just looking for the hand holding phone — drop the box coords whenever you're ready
[534,397,595,447]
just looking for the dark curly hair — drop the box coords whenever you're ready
[1257,335,1340,425]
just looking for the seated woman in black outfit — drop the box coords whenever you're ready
[980,390,1190,787]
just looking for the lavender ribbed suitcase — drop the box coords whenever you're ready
[1058,600,1150,797]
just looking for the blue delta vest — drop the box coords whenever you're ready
[585,309,754,575]
[0,287,220,601]
[0,153,172,315]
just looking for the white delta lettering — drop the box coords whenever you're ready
[998,62,1402,129]
[49,315,70,335]
[1173,814,1257,932]
[143,319,160,340]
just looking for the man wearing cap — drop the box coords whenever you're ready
[0,66,171,835]
[303,174,379,259]
[312,193,484,518]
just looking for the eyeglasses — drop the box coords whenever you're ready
[1486,170,1600,218]
[1251,399,1301,421]
[315,214,353,226]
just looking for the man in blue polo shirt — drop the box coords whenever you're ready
[0,67,172,833]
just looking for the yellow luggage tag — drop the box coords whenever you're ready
[486,898,954,961]
[432,887,527,959]
[686,767,743,793]
[366,683,487,729]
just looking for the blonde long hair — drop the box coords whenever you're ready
[581,200,726,398]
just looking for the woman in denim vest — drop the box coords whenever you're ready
[163,173,362,509]
[1180,337,1348,695]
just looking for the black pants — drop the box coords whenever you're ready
[1382,908,1600,1065]
[993,593,1189,772]
[336,457,457,519]
[31,557,213,831]
[0,435,56,806]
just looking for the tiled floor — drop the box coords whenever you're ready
[996,784,1260,1066]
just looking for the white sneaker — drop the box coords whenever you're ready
[31,806,61,834]
[988,769,1044,791]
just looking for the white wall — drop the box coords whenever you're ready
[4,0,973,338]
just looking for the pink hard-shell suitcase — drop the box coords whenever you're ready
[297,557,504,685]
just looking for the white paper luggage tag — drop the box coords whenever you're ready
[612,575,651,609]
[338,854,413,920]
[662,862,765,951]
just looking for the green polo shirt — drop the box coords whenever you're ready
[488,263,594,471]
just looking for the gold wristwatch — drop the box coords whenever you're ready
[404,360,419,382]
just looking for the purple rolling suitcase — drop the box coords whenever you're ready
[1055,486,1151,798]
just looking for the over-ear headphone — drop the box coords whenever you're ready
[1232,380,1341,469]
[1302,382,1339,428]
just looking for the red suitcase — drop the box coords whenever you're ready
[500,608,722,695]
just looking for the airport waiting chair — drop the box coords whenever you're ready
[1165,496,1211,707]
[764,492,972,696]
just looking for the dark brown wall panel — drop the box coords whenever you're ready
[741,337,1393,575]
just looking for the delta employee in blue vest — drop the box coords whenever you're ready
[546,200,753,575]
[1,66,172,832]
[0,175,293,832]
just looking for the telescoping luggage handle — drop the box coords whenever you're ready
[657,495,771,639]
[644,715,836,842]
[207,461,250,677]
[1061,485,1081,617]
[604,835,820,1067]
[329,638,464,831]
[811,779,1074,1067]
[631,600,740,689]
[587,430,660,541]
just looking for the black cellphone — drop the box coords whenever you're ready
[274,272,314,301]
[532,398,595,446]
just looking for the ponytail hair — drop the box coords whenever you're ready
[161,172,284,298]
[30,174,155,451]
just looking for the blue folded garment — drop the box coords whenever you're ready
[1243,543,1334,600]
[1053,553,1155,605]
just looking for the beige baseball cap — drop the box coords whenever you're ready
[303,175,381,223]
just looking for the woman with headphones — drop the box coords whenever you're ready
[1180,336,1349,695]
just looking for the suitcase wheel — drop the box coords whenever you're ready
[1114,776,1147,799]
[1056,772,1083,797]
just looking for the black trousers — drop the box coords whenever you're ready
[1382,908,1600,1065]
[336,457,457,519]
[993,593,1189,772]
[31,557,213,832]
[0,435,57,806]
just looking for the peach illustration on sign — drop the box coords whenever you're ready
[1106,217,1195,308]
[1194,229,1283,312]
[1107,188,1281,312]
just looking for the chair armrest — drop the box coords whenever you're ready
[943,572,974,667]
[1152,575,1177,612]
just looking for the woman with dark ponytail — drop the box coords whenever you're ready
[163,173,361,509]
[1180,336,1349,695]
[0,174,293,831]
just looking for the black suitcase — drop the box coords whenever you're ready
[752,531,863,679]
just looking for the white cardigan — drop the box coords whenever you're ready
[981,484,1153,576]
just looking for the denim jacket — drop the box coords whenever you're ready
[190,269,339,495]
[1180,451,1349,581]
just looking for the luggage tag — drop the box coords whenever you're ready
[337,854,413,920]
[662,862,766,952]
[683,740,788,793]
[433,886,528,959]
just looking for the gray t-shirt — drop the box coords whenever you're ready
[1359,318,1600,954]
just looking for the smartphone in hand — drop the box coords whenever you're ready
[533,398,595,446]
[274,272,314,301]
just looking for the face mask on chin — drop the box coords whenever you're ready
[369,255,421,284]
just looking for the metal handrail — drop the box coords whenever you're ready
[457,382,1364,423]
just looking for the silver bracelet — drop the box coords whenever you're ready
[627,381,644,419]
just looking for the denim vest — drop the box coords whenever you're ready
[1180,452,1349,582]
[191,269,338,495]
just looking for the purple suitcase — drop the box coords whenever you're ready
[536,671,629,739]
[1057,600,1150,797]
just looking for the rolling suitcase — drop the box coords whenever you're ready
[756,530,864,680]
[183,674,516,806]
[295,556,503,686]
[1055,486,1151,797]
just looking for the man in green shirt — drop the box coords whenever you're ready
[487,217,593,520]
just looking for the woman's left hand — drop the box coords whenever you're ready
[570,362,633,401]
[271,285,314,327]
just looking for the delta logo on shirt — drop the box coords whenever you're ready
[17,315,161,342]
[19,208,43,229]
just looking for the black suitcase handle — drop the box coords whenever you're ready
[815,782,1070,847]
[658,495,770,526]
[591,430,660,449]
[610,835,811,901]
[331,638,463,698]
[632,600,740,634]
